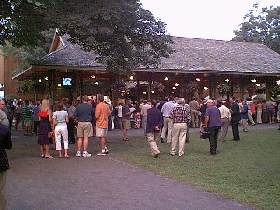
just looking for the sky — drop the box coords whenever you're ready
[140,0,280,40]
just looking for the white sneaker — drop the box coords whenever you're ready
[75,151,81,157]
[97,150,108,156]
[82,151,92,157]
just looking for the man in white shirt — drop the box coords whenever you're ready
[160,96,177,143]
[218,101,231,142]
[140,100,151,135]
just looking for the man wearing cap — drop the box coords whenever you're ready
[205,99,221,155]
[169,98,191,157]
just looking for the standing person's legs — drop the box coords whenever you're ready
[160,117,168,140]
[122,119,130,140]
[241,119,248,131]
[54,127,62,157]
[142,116,147,135]
[218,119,226,142]
[170,124,179,155]
[146,132,160,157]
[194,110,199,127]
[208,127,216,154]
[191,110,195,128]
[166,118,173,143]
[232,122,240,140]
[213,127,220,152]
[248,110,255,125]
[61,125,69,157]
[96,126,108,153]
[76,122,83,156]
[178,124,187,157]
[0,172,6,210]
[67,119,75,144]
[82,122,93,154]
[257,111,262,123]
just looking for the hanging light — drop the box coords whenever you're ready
[44,77,48,81]
[256,83,261,87]
[129,76,134,80]
[204,86,208,90]
[251,79,256,83]
[172,87,176,90]
[94,81,99,85]
[225,78,230,83]
[57,84,62,87]
[143,91,147,94]
[164,77,169,81]
[196,78,201,82]
[276,80,280,85]
[38,79,42,83]
[151,90,155,94]
[175,83,179,87]
[91,75,96,79]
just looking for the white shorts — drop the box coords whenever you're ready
[96,126,108,137]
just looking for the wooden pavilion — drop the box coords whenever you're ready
[13,33,280,102]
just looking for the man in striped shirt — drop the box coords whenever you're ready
[169,98,191,157]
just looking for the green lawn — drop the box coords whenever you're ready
[110,128,280,210]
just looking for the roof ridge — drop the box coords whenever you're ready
[41,44,70,60]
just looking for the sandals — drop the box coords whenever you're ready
[44,155,54,159]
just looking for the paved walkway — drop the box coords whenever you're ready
[6,125,274,210]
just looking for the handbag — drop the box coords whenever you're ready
[200,127,210,139]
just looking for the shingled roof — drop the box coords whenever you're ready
[38,36,280,75]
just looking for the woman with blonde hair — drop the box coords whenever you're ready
[38,98,53,158]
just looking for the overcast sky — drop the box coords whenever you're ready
[140,0,280,40]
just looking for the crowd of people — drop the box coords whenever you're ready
[0,94,279,209]
[0,95,279,159]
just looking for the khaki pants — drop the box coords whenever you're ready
[161,117,173,143]
[170,123,188,156]
[191,110,199,128]
[146,132,160,156]
[219,118,229,142]
[0,172,6,210]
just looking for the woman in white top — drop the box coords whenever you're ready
[53,103,69,158]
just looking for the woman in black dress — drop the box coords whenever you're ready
[38,99,53,158]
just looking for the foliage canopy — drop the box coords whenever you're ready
[233,4,280,55]
[0,0,173,74]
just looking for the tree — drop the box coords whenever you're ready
[0,0,173,74]
[233,4,280,55]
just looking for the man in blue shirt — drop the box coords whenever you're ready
[205,99,221,155]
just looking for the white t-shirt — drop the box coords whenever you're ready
[53,110,68,126]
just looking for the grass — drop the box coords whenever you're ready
[110,128,280,210]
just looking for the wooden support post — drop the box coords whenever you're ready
[266,77,274,100]
[209,74,216,98]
